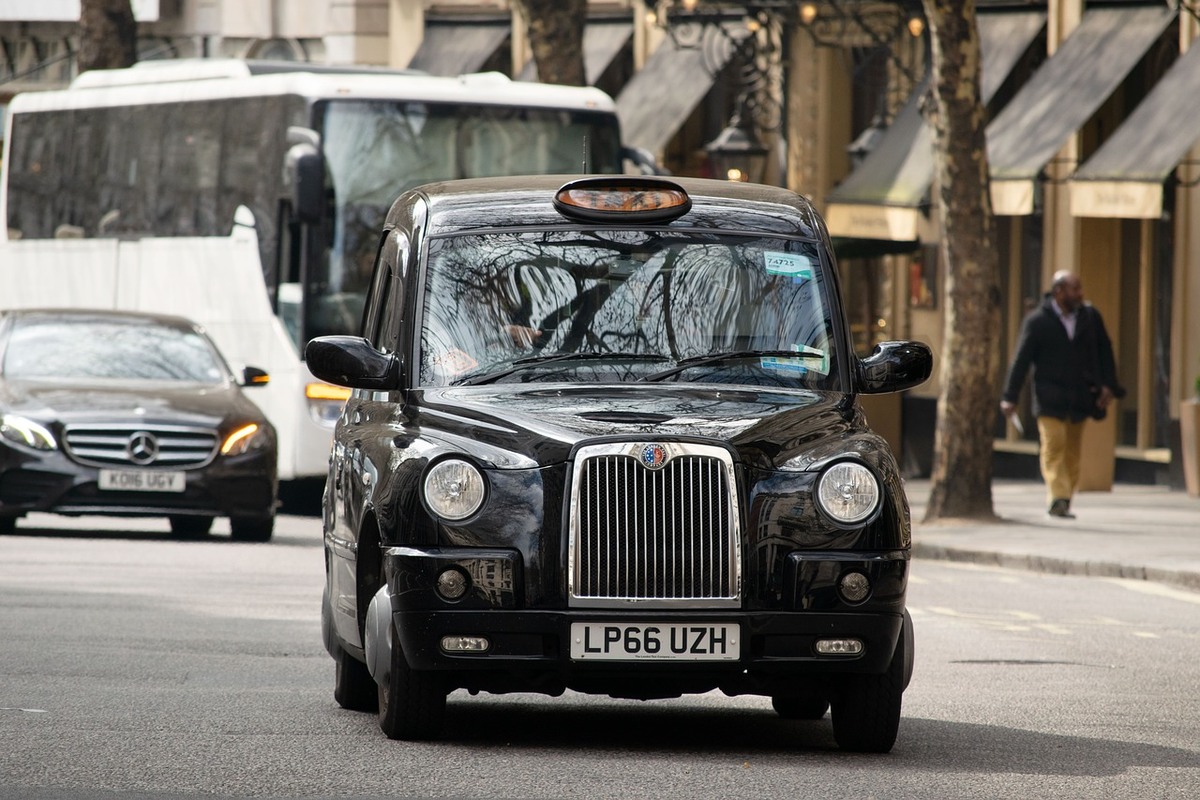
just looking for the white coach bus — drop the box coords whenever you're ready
[0,59,636,484]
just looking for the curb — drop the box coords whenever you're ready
[911,542,1200,593]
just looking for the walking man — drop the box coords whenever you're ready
[1000,270,1124,518]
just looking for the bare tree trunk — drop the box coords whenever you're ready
[513,0,587,86]
[921,0,1001,521]
[78,0,137,74]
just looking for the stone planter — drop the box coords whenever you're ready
[1182,398,1200,498]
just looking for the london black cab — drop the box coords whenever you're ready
[307,175,933,752]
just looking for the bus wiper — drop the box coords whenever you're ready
[457,352,669,386]
[639,350,823,382]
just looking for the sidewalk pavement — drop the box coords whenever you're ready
[903,478,1200,593]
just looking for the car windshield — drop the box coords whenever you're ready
[2,318,228,383]
[419,229,840,389]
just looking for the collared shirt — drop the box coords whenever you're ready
[1052,299,1077,340]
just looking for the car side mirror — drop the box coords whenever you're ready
[858,340,933,394]
[305,336,401,391]
[242,366,269,388]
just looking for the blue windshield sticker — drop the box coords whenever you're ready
[764,252,812,279]
[760,345,829,376]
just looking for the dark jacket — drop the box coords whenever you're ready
[1002,294,1123,422]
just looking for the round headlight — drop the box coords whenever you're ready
[815,462,880,525]
[423,459,486,521]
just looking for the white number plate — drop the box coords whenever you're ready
[570,622,740,661]
[98,470,186,493]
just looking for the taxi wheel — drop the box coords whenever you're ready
[377,620,447,740]
[334,644,378,712]
[230,514,274,542]
[771,693,829,720]
[830,625,906,753]
[169,516,212,538]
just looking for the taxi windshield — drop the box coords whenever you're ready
[418,229,841,390]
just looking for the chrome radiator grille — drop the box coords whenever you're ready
[63,424,219,468]
[569,442,741,608]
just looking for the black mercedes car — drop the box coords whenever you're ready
[306,175,932,752]
[0,308,278,541]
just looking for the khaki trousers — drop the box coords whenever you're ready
[1037,416,1085,505]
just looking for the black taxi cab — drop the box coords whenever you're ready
[306,175,932,752]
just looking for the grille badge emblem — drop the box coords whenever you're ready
[127,431,159,465]
[639,443,668,470]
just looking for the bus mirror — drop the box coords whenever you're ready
[621,145,666,176]
[286,127,324,224]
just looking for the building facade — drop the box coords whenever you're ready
[3,0,1198,489]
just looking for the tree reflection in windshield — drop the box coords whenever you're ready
[3,318,227,383]
[419,230,837,389]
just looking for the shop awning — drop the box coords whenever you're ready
[518,20,632,85]
[1069,42,1200,218]
[407,19,510,77]
[824,9,1046,241]
[986,5,1176,216]
[615,25,738,156]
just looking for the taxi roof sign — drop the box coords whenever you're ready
[553,177,692,223]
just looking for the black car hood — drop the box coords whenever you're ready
[1,379,263,428]
[414,383,875,471]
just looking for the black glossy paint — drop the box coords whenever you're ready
[319,175,929,705]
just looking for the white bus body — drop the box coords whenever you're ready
[1,60,629,482]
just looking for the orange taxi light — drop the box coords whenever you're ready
[553,177,691,222]
[306,382,352,401]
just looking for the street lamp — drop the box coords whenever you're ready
[705,104,768,182]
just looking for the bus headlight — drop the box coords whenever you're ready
[221,423,268,456]
[306,382,351,424]
[423,459,486,521]
[815,462,880,525]
[1,414,57,451]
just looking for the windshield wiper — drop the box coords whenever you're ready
[639,350,823,383]
[456,352,669,386]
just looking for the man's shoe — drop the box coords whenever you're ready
[1048,499,1075,519]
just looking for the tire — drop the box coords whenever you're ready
[377,619,447,740]
[230,514,274,542]
[334,644,378,712]
[830,617,909,753]
[169,516,213,538]
[771,693,829,720]
[0,516,15,535]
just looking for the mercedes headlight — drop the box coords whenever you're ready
[815,462,880,525]
[220,423,269,456]
[423,459,486,521]
[1,414,57,451]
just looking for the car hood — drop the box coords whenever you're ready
[1,379,263,428]
[414,383,883,471]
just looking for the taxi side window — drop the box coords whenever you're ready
[362,231,409,354]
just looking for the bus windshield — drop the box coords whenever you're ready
[304,100,624,343]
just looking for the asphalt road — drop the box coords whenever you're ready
[1,513,1198,800]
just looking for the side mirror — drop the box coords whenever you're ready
[858,340,933,394]
[242,366,270,388]
[305,336,401,391]
[621,145,667,176]
[286,126,325,224]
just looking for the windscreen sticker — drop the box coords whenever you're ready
[764,251,813,281]
[760,345,829,376]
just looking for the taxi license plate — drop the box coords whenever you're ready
[570,622,739,661]
[98,470,186,493]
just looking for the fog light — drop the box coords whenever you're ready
[815,638,864,656]
[838,571,871,603]
[441,636,489,653]
[436,567,470,600]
